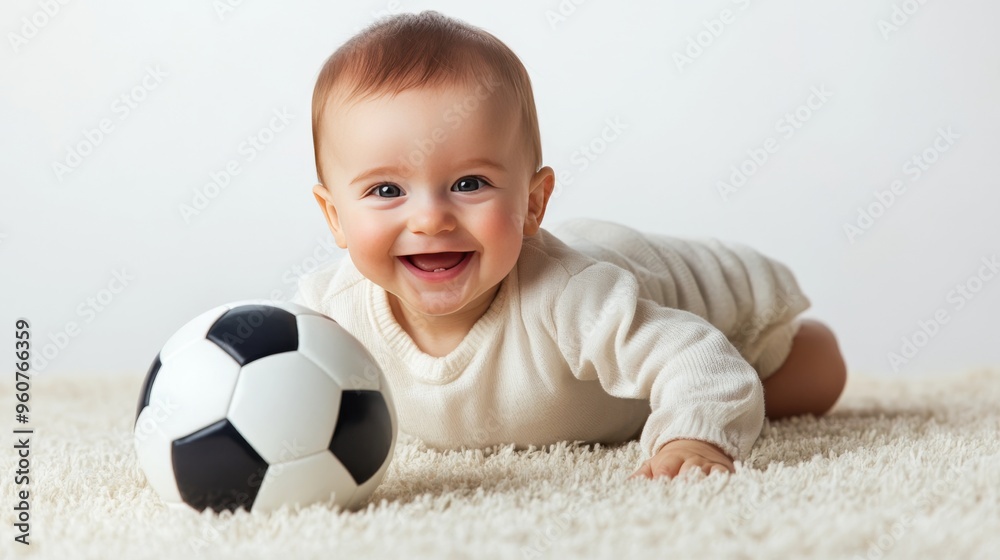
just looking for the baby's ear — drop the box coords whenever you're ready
[523,166,555,236]
[312,184,348,249]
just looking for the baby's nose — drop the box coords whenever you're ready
[407,199,456,235]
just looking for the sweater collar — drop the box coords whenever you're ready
[366,261,516,385]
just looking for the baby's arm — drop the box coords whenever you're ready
[552,261,765,477]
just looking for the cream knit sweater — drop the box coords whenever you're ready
[292,218,810,462]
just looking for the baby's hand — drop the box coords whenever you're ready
[628,439,735,480]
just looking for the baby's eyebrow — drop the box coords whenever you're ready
[349,157,506,185]
[350,165,403,186]
[455,157,506,174]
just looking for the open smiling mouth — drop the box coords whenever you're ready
[398,251,473,280]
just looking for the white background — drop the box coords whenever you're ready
[2,0,998,378]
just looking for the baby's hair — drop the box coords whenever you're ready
[311,10,542,187]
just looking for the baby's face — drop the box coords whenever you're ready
[314,83,550,318]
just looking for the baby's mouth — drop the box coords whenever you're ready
[402,252,470,272]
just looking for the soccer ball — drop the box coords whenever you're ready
[133,300,397,513]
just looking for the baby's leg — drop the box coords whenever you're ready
[761,319,847,419]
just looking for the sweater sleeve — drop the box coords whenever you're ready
[552,261,765,462]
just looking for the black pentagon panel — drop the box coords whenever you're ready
[135,353,162,426]
[329,390,393,485]
[172,419,269,513]
[206,305,298,366]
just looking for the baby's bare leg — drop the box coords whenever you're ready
[761,319,847,420]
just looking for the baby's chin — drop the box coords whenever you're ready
[392,280,503,319]
[403,290,481,316]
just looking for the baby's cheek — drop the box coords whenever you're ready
[342,218,393,268]
[483,218,524,276]
[495,196,528,231]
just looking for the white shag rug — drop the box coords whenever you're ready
[2,368,999,560]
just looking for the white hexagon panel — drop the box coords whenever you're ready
[253,451,357,512]
[142,339,241,441]
[227,351,342,464]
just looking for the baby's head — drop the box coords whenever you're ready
[310,11,555,321]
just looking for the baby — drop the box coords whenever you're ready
[292,11,847,479]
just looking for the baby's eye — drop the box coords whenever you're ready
[369,184,402,198]
[452,176,488,192]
